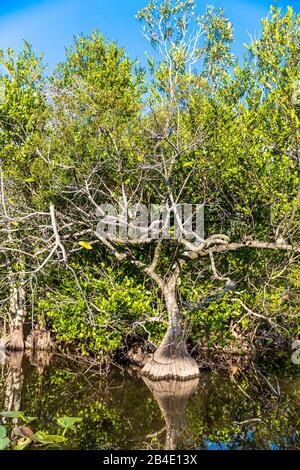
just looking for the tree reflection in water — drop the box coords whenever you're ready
[142,378,199,450]
[0,353,299,450]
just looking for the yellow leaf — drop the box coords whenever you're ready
[78,241,93,250]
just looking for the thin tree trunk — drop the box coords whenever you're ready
[12,268,26,350]
[9,269,26,351]
[9,283,18,319]
[0,175,26,351]
[142,280,199,380]
[1,260,26,352]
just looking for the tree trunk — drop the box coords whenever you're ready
[141,282,199,380]
[0,268,26,352]
[8,267,26,351]
[8,311,26,351]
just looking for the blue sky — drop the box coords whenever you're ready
[0,0,299,71]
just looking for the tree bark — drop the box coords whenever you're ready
[141,280,199,380]
[1,265,26,352]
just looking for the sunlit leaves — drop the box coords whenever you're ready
[57,416,82,432]
[0,411,37,425]
[78,241,93,250]
[0,426,10,451]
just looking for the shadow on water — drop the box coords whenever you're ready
[0,350,299,450]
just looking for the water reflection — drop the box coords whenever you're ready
[1,351,24,416]
[25,348,53,375]
[0,352,299,450]
[143,378,199,450]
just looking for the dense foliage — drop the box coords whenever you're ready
[0,1,299,364]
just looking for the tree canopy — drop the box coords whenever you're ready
[0,1,299,378]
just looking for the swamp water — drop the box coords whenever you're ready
[0,351,299,450]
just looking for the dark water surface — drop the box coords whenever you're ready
[0,351,299,450]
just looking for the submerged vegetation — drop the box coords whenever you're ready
[0,0,300,378]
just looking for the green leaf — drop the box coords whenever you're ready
[34,431,66,445]
[0,411,36,424]
[182,161,194,168]
[0,437,10,450]
[0,426,6,439]
[57,416,82,431]
[0,411,24,419]
[13,438,32,451]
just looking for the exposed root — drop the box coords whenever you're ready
[0,336,11,351]
[25,326,55,352]
[0,325,54,356]
[0,329,24,352]
[142,337,200,381]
